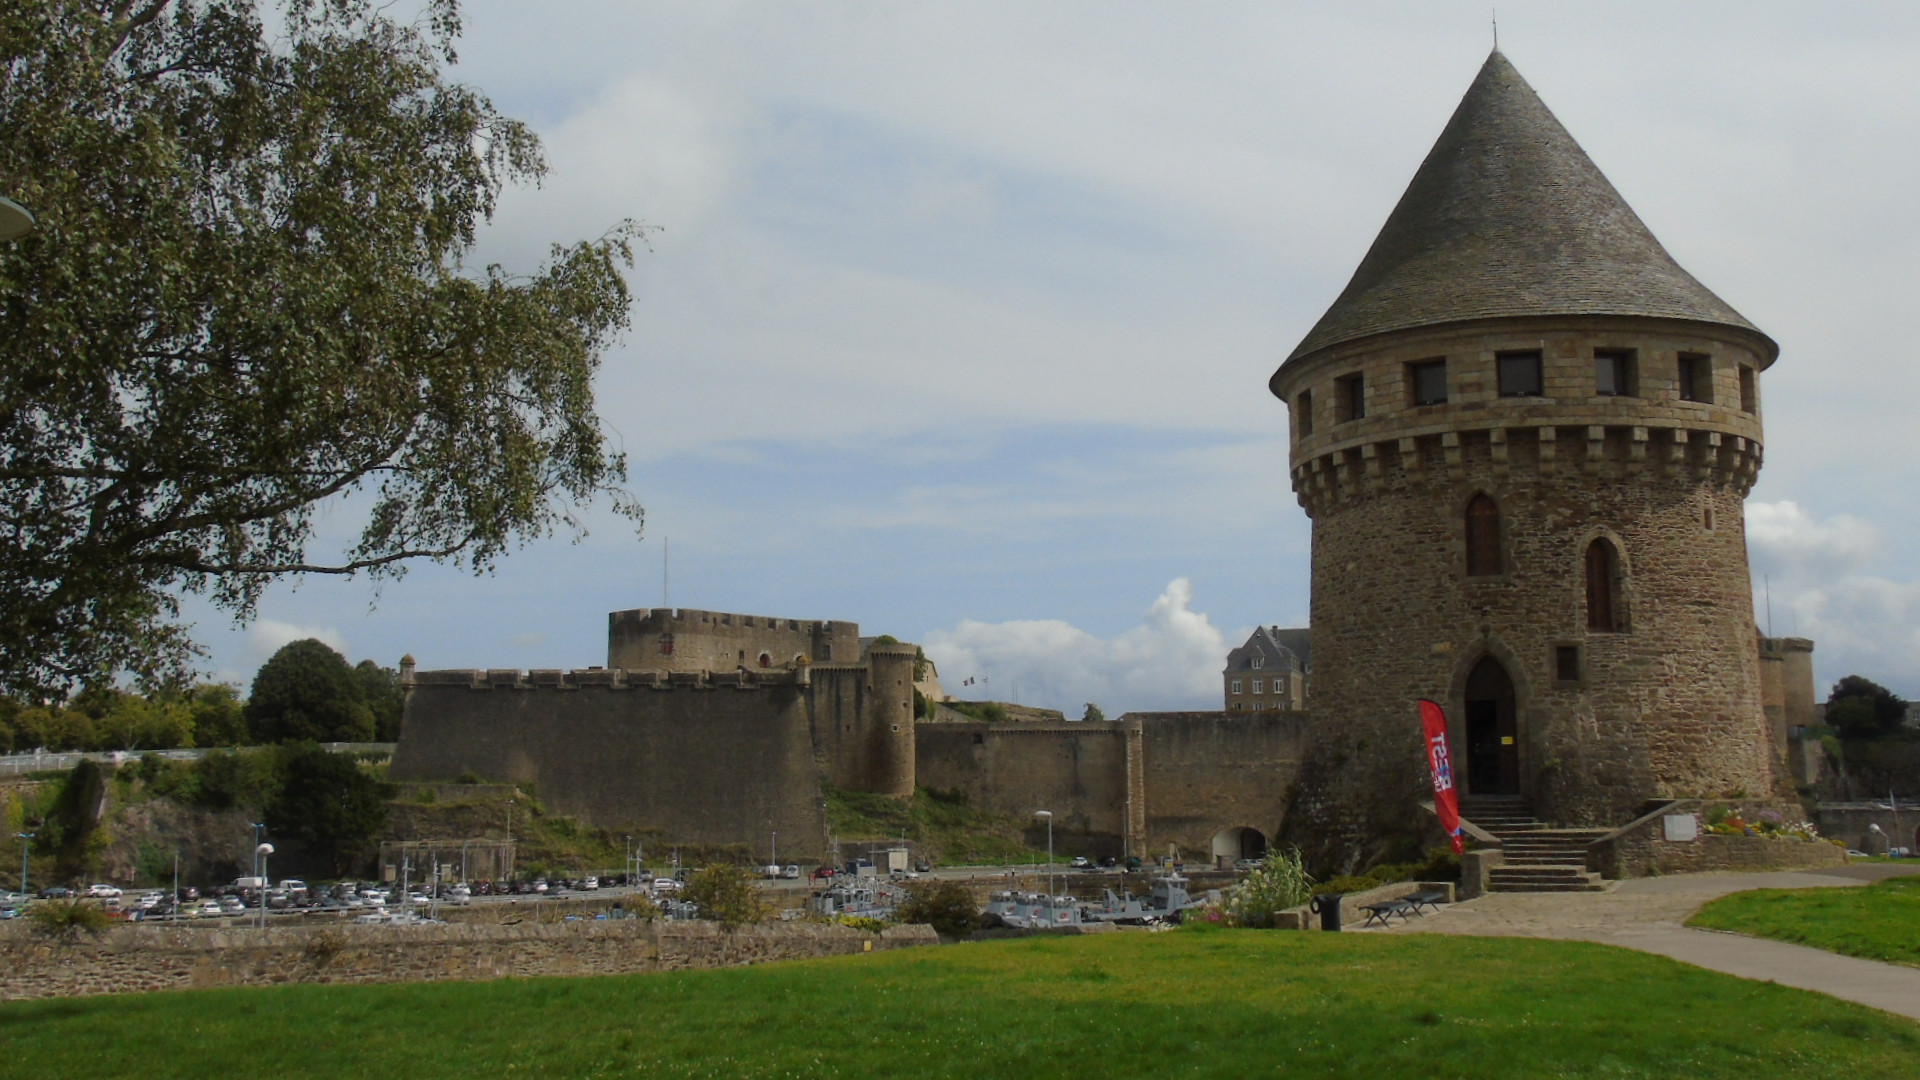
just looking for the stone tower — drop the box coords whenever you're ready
[1272,52,1779,867]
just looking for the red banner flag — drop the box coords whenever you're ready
[1418,699,1464,855]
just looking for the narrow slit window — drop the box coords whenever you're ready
[1586,539,1620,632]
[1296,390,1314,437]
[1739,365,1756,413]
[1497,350,1544,397]
[1466,494,1502,577]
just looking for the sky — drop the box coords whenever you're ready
[186,1,1920,713]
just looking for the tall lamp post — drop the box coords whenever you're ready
[1034,810,1053,898]
[16,832,34,897]
[255,843,273,929]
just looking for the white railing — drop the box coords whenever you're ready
[0,743,395,776]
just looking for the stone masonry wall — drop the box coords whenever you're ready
[0,919,938,1001]
[606,608,861,671]
[1275,318,1779,869]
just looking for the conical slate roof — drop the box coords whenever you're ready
[1284,51,1772,364]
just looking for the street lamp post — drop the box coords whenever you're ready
[17,832,34,897]
[255,843,273,929]
[1034,810,1053,899]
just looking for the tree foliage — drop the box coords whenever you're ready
[245,638,373,743]
[682,864,771,929]
[263,741,388,877]
[0,0,643,697]
[1827,675,1910,740]
[896,879,979,938]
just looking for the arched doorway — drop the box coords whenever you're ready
[1464,656,1520,795]
[1209,826,1268,869]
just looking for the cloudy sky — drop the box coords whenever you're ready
[189,1,1920,711]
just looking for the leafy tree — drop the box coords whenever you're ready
[264,742,389,877]
[896,879,979,938]
[1826,675,1910,740]
[353,660,405,742]
[1082,703,1106,722]
[185,683,248,746]
[246,639,373,743]
[681,864,771,929]
[0,0,643,698]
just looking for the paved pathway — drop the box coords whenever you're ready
[1383,865,1920,1021]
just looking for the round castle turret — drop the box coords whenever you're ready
[1274,52,1780,864]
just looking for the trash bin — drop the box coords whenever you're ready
[1309,892,1343,932]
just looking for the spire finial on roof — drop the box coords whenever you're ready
[1279,51,1773,369]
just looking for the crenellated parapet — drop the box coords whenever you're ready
[409,666,812,691]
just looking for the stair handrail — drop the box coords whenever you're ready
[1420,800,1503,849]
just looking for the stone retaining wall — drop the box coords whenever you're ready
[0,919,937,1001]
[1587,801,1846,878]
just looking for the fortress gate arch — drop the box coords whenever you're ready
[1463,656,1521,796]
[1209,826,1268,867]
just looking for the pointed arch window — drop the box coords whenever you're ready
[1465,494,1502,576]
[1586,538,1622,632]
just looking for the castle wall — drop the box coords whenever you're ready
[390,669,832,858]
[913,723,1133,856]
[808,647,916,798]
[606,608,860,671]
[1134,711,1307,856]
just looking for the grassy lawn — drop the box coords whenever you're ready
[1689,874,1920,967]
[3,932,1918,1077]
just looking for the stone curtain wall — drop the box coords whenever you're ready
[914,722,1134,857]
[391,670,832,857]
[0,920,938,1001]
[1134,712,1306,856]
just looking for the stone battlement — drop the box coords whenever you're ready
[407,667,811,690]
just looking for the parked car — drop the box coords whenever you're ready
[651,878,682,896]
[40,887,74,900]
[781,865,802,880]
[84,883,123,898]
[1069,856,1092,870]
[582,876,599,891]
[913,860,931,874]
[195,900,224,918]
[219,895,245,915]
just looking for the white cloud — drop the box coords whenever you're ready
[922,578,1236,714]
[209,619,349,686]
[1747,501,1920,696]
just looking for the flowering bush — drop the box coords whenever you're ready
[1703,806,1820,841]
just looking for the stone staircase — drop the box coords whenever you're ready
[1457,795,1611,893]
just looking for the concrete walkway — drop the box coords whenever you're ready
[1383,865,1920,1021]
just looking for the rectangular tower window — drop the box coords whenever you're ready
[1555,645,1580,683]
[1497,350,1543,397]
[1295,390,1314,437]
[1230,679,1242,694]
[1408,359,1448,405]
[1739,365,1757,413]
[1251,679,1264,694]
[659,633,674,656]
[1678,353,1712,403]
[1595,349,1635,396]
[1336,373,1365,421]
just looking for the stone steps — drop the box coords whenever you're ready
[1459,799,1613,893]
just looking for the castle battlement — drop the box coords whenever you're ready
[407,666,812,691]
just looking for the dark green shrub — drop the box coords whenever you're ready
[896,880,980,937]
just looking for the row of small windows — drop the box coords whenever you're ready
[1229,678,1271,694]
[1463,493,1624,633]
[1295,350,1757,436]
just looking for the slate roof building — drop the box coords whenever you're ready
[1223,626,1311,712]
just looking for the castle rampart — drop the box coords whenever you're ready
[606,607,860,671]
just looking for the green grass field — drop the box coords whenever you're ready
[2,931,1917,1078]
[1689,873,1920,967]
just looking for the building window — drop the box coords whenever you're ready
[1555,645,1580,682]
[1250,654,1263,669]
[1337,373,1365,422]
[659,633,674,656]
[1586,538,1622,632]
[1465,493,1502,577]
[1409,359,1448,405]
[1252,701,1264,711]
[1739,365,1756,413]
[1295,390,1314,437]
[1678,353,1711,403]
[1230,701,1244,712]
[1595,349,1635,396]
[1497,350,1543,397]
[1251,679,1264,694]
[1231,679,1243,694]
[758,652,771,668]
